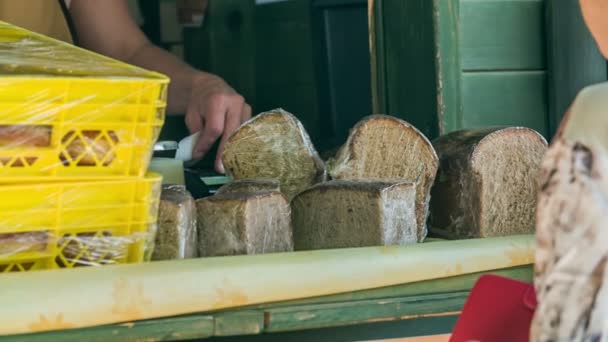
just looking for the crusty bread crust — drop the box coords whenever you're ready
[196,190,293,257]
[222,109,326,200]
[327,115,438,242]
[216,178,281,195]
[431,127,547,239]
[292,180,417,250]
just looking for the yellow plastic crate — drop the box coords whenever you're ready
[0,21,169,181]
[0,174,162,272]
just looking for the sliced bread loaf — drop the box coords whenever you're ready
[153,185,197,260]
[196,191,293,257]
[221,109,326,199]
[216,178,281,195]
[430,127,547,239]
[291,180,417,250]
[327,115,438,241]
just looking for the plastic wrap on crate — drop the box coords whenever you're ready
[153,185,197,260]
[326,115,439,243]
[0,174,162,272]
[221,108,326,200]
[428,127,548,239]
[196,190,293,257]
[0,21,168,181]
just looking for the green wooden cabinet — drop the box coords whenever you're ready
[371,0,549,139]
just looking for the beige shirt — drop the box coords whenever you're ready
[0,0,73,43]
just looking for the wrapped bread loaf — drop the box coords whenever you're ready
[292,180,417,250]
[58,232,141,267]
[327,115,438,242]
[62,130,118,166]
[0,126,116,166]
[429,127,547,239]
[531,83,608,341]
[216,178,280,195]
[221,109,326,199]
[153,185,197,261]
[196,191,293,257]
[0,125,51,147]
[0,232,48,257]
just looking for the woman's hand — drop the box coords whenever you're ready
[185,72,252,173]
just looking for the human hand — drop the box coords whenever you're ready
[185,72,252,173]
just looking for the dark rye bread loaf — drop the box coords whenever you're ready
[153,185,197,260]
[216,178,281,195]
[221,109,326,200]
[291,180,417,250]
[430,127,547,239]
[327,115,438,242]
[196,191,293,257]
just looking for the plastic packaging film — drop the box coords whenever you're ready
[429,127,548,240]
[153,185,197,260]
[196,190,293,257]
[220,108,326,200]
[0,21,168,181]
[326,115,439,243]
[291,180,417,251]
[0,175,162,272]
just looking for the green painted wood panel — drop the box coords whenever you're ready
[255,0,321,148]
[546,0,608,137]
[370,0,387,114]
[207,316,458,342]
[0,266,531,341]
[255,0,316,88]
[260,265,532,308]
[460,0,545,71]
[184,0,256,104]
[0,315,215,342]
[462,71,548,136]
[379,0,441,138]
[371,0,549,138]
[213,310,264,336]
[265,292,466,333]
[435,0,463,134]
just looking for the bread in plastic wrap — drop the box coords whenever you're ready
[216,178,281,195]
[153,185,197,261]
[221,109,326,200]
[429,127,547,239]
[0,21,167,180]
[196,191,293,257]
[531,83,608,341]
[292,180,417,251]
[327,115,438,242]
[0,175,161,272]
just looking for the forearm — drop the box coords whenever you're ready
[69,0,250,172]
[126,43,206,115]
[69,0,209,115]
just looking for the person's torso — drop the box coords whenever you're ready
[0,0,73,43]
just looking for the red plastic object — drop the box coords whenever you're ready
[450,274,537,342]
